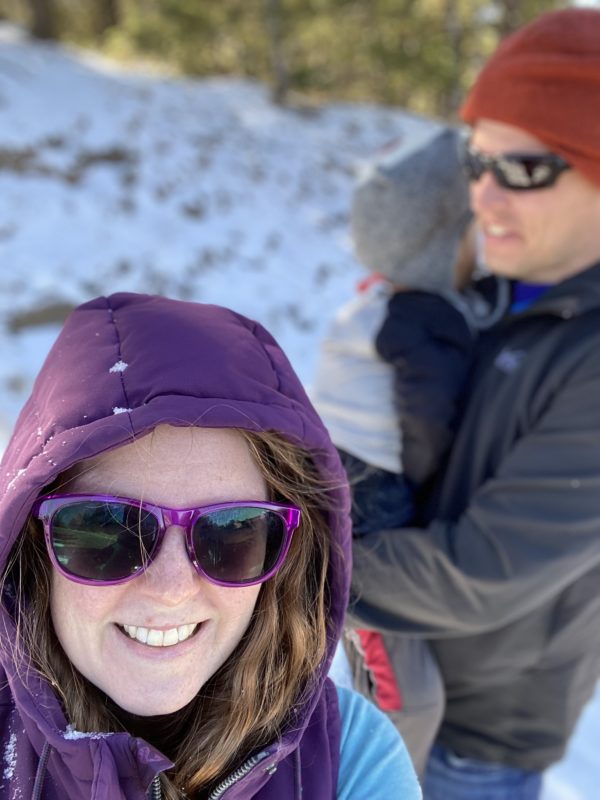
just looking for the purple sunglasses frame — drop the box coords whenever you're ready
[32,493,301,589]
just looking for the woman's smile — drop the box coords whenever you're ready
[118,622,200,647]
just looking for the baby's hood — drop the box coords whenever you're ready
[352,127,472,291]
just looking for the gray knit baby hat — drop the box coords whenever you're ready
[351,127,472,291]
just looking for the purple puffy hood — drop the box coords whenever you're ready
[0,293,351,798]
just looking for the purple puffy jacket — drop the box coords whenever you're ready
[0,293,351,799]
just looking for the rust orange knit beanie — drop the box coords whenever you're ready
[460,8,600,186]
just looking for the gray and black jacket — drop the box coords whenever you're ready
[350,260,600,772]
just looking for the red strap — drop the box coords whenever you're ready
[356,272,388,293]
[356,630,403,711]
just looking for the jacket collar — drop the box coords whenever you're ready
[512,260,600,320]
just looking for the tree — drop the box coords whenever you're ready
[265,0,289,105]
[440,0,466,118]
[94,0,120,38]
[495,0,523,36]
[494,0,564,39]
[28,0,57,39]
[4,0,567,119]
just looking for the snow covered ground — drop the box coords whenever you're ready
[0,24,597,798]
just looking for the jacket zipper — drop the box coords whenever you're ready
[208,750,273,799]
[32,742,52,800]
[148,749,274,800]
[149,775,162,800]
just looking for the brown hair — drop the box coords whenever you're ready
[3,429,339,799]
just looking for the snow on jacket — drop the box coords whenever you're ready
[351,261,600,771]
[0,293,353,799]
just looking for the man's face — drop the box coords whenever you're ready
[470,119,600,284]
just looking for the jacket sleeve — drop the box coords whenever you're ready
[336,686,422,800]
[375,291,473,485]
[350,345,600,637]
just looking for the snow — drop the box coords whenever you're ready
[0,23,435,451]
[0,23,597,798]
[63,724,108,741]
[3,731,16,780]
[6,468,26,492]
[109,360,128,373]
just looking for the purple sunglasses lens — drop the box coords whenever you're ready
[192,506,286,584]
[50,500,159,582]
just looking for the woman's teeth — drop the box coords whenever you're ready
[122,623,198,647]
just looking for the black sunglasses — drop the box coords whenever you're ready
[462,143,571,191]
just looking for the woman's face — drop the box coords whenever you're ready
[50,425,265,716]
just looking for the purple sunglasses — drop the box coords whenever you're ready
[32,493,301,588]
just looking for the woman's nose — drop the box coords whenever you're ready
[138,525,200,604]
